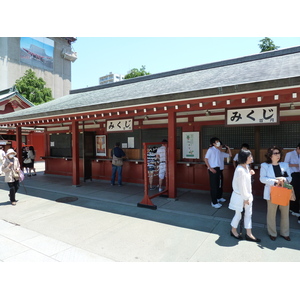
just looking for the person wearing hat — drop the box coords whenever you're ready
[2,148,21,205]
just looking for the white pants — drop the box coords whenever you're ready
[159,163,166,179]
[230,202,253,229]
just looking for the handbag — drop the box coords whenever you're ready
[283,182,296,201]
[19,170,25,182]
[24,158,32,164]
[270,185,292,206]
[112,155,123,166]
[12,169,20,180]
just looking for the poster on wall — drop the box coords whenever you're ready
[182,132,200,159]
[95,135,106,156]
[20,37,54,71]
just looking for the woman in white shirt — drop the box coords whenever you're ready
[229,149,261,242]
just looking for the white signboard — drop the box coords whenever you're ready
[226,106,279,126]
[106,119,133,132]
[182,132,200,159]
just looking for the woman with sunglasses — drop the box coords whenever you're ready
[260,146,292,241]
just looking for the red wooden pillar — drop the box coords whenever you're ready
[71,120,80,186]
[16,126,22,162]
[168,111,177,198]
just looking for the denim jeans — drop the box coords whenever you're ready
[111,165,123,185]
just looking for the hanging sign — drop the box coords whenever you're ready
[106,118,133,132]
[182,132,200,159]
[226,105,279,126]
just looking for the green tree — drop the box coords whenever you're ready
[15,69,53,105]
[124,65,151,79]
[258,37,280,52]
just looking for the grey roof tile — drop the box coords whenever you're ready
[1,46,300,123]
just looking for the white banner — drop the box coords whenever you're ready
[106,119,133,132]
[226,106,278,125]
[182,132,200,159]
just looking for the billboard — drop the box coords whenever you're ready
[20,37,54,71]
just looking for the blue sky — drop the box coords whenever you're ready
[71,37,300,90]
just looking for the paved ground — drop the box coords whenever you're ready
[0,162,300,262]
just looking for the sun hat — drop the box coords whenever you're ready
[6,149,16,156]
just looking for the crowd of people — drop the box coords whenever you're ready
[2,139,299,243]
[205,136,300,243]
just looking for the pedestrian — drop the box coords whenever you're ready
[110,142,126,186]
[156,139,167,192]
[2,148,21,206]
[0,146,5,174]
[28,146,37,176]
[229,149,261,242]
[217,141,232,203]
[147,146,158,190]
[260,146,292,241]
[204,137,224,208]
[284,143,300,224]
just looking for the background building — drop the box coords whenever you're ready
[99,72,124,85]
[0,37,77,99]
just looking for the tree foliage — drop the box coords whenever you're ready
[124,65,151,79]
[258,37,280,52]
[15,69,53,105]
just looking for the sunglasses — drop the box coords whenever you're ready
[272,152,281,155]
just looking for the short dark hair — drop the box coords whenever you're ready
[238,149,252,164]
[265,146,282,163]
[241,143,250,149]
[115,142,120,147]
[210,137,219,146]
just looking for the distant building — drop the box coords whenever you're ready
[99,72,124,85]
[0,37,77,99]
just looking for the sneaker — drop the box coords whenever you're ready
[290,210,300,217]
[211,202,222,208]
[159,188,163,192]
[150,186,156,190]
[217,198,226,203]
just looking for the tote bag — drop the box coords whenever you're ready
[270,186,292,206]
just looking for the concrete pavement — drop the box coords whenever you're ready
[1,161,300,262]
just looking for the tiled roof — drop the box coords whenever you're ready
[1,46,300,123]
[0,86,34,107]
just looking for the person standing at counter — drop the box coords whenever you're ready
[205,137,224,208]
[110,142,126,186]
[156,139,167,192]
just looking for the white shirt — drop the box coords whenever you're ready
[220,151,229,170]
[156,145,166,162]
[229,165,253,212]
[0,149,5,161]
[205,146,221,168]
[284,149,300,173]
